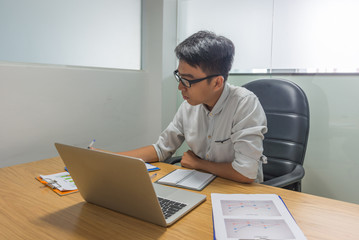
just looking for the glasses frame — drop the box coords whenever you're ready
[174,70,222,88]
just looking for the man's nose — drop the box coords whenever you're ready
[178,81,186,90]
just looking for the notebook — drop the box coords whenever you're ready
[156,169,215,190]
[54,143,206,227]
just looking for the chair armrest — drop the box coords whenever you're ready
[163,156,182,165]
[262,164,305,188]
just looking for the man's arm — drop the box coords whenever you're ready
[117,145,159,163]
[180,150,254,183]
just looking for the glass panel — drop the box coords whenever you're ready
[178,0,359,73]
[272,0,359,73]
[0,0,141,69]
[177,0,273,73]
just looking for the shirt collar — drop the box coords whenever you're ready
[202,83,230,116]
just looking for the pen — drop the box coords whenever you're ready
[150,173,157,179]
[87,139,96,149]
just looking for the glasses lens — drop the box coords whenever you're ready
[181,78,190,87]
[174,73,180,83]
[174,71,190,88]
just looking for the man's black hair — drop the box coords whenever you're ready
[174,31,235,81]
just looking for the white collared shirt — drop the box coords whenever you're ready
[153,83,267,182]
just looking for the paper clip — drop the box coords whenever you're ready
[42,178,62,189]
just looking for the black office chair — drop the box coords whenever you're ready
[243,79,310,191]
[165,78,310,192]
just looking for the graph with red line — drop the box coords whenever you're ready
[224,218,295,239]
[221,200,281,216]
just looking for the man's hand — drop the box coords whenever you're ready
[180,150,203,169]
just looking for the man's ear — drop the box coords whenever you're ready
[213,75,224,90]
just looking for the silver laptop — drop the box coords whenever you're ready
[54,143,206,227]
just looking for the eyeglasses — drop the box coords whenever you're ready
[174,70,222,88]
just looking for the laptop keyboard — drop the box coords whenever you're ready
[158,197,187,219]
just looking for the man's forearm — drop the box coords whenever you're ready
[196,160,254,183]
[117,145,159,163]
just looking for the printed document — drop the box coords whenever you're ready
[211,194,307,240]
[40,172,77,191]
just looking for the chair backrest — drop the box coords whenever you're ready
[242,79,310,181]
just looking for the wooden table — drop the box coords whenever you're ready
[0,157,358,239]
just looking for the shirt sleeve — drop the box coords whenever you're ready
[153,103,186,162]
[230,93,267,180]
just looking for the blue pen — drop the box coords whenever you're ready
[88,139,96,149]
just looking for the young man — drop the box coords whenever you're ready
[119,31,267,183]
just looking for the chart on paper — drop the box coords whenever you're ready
[211,194,307,240]
[221,200,281,216]
[224,218,295,239]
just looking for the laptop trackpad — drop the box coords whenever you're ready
[153,183,178,197]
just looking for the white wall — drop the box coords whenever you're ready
[0,0,178,168]
[0,66,148,167]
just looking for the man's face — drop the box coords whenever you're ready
[176,61,221,109]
